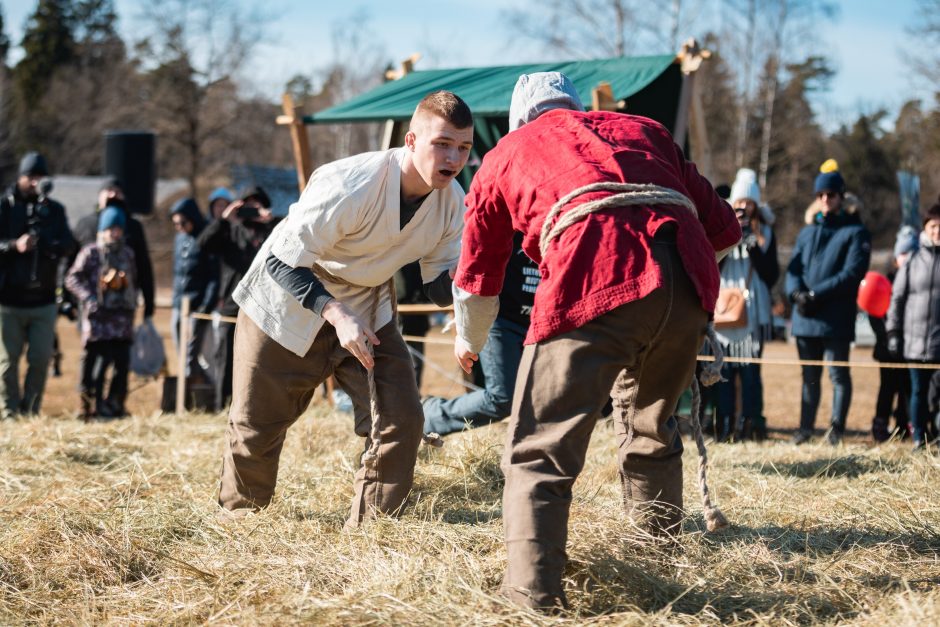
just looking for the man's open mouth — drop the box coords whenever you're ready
[438,168,455,177]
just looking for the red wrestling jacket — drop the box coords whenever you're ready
[454,109,742,344]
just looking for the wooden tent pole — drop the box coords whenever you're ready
[673,38,711,162]
[277,93,313,192]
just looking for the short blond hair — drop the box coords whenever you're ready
[411,91,473,130]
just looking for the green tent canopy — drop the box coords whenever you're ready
[304,54,685,187]
[307,55,677,123]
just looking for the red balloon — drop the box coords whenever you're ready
[857,271,892,317]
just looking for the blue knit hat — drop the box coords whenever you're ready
[98,206,126,231]
[814,158,846,195]
[208,187,233,204]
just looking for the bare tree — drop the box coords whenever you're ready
[133,0,268,194]
[502,0,640,58]
[904,0,940,87]
[301,10,388,165]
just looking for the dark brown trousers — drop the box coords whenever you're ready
[500,240,708,609]
[218,311,423,527]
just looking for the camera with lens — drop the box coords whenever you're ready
[236,203,259,220]
[235,185,271,220]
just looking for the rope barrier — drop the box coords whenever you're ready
[405,345,485,392]
[697,354,939,370]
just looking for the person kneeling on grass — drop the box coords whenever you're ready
[217,91,474,527]
[65,206,138,420]
[451,72,740,610]
[422,233,540,436]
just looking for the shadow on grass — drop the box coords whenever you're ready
[741,453,906,478]
[695,521,940,557]
[564,518,940,620]
[567,547,851,621]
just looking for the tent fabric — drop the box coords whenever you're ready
[306,55,677,124]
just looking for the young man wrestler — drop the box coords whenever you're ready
[452,73,740,609]
[218,91,474,527]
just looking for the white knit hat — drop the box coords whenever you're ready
[508,72,584,131]
[730,168,761,204]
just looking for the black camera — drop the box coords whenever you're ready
[236,203,260,220]
[235,185,271,220]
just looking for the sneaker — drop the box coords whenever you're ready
[827,429,843,446]
[791,429,812,445]
[912,439,926,452]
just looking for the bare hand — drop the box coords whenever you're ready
[255,207,274,223]
[15,233,36,253]
[454,336,478,374]
[322,300,380,369]
[221,200,244,221]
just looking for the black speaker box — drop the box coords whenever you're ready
[104,130,156,215]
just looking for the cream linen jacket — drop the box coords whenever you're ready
[234,147,465,357]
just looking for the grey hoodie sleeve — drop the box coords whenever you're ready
[265,253,335,315]
[453,283,499,354]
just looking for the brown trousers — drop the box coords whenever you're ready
[500,239,708,609]
[218,311,423,527]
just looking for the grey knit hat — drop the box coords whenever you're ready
[508,72,584,131]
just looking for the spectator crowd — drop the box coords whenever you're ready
[1,148,939,453]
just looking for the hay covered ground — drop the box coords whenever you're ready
[2,403,940,624]
[2,314,940,624]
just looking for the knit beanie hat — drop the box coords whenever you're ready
[19,152,49,177]
[814,158,846,195]
[730,168,761,204]
[894,225,919,258]
[98,206,126,231]
[100,176,123,192]
[208,187,233,204]
[509,72,584,131]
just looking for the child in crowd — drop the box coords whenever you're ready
[870,226,917,442]
[66,206,138,420]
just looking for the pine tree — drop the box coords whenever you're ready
[14,0,76,107]
[0,4,10,67]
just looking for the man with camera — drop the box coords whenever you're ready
[0,152,76,419]
[197,186,277,410]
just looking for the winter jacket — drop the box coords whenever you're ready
[71,203,155,317]
[0,184,76,307]
[65,241,137,345]
[886,234,940,361]
[786,209,871,340]
[170,198,218,313]
[196,217,274,317]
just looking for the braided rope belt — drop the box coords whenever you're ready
[311,264,443,470]
[540,181,728,532]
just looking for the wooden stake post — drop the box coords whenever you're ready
[175,296,190,415]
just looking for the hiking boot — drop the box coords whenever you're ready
[871,416,890,443]
[791,429,812,445]
[733,416,751,442]
[79,393,96,422]
[827,429,843,446]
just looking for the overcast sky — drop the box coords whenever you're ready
[3,0,928,131]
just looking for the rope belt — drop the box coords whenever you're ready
[541,182,728,532]
[311,264,443,469]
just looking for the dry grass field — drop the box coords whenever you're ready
[2,314,939,624]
